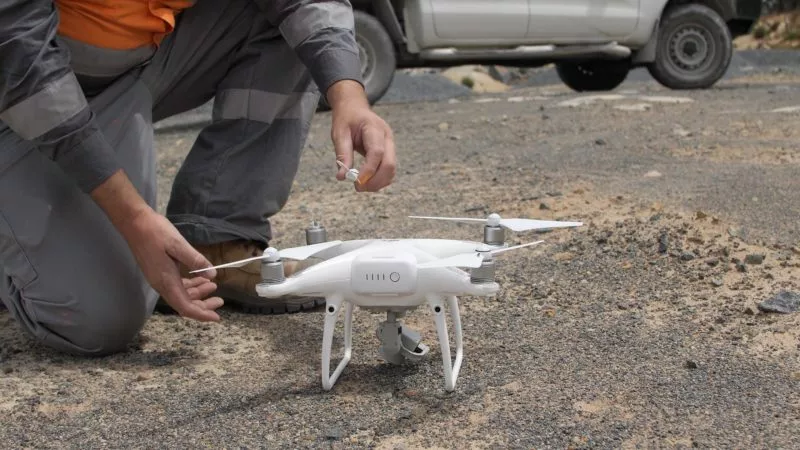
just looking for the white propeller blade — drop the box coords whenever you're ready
[496,218,583,232]
[489,240,545,254]
[190,240,342,274]
[408,215,582,232]
[418,240,544,269]
[408,215,486,224]
[418,252,486,269]
[279,240,343,260]
[190,254,268,273]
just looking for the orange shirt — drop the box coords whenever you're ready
[55,0,195,50]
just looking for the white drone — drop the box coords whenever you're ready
[192,213,582,391]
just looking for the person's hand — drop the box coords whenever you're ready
[122,209,224,321]
[90,170,223,322]
[182,276,223,311]
[327,80,396,192]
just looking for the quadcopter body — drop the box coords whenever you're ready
[193,213,583,392]
[255,238,503,309]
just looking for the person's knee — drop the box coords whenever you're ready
[12,271,156,357]
[66,293,152,356]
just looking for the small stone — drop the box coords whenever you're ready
[539,203,550,210]
[437,122,449,132]
[695,210,708,220]
[736,262,747,272]
[658,233,669,254]
[685,360,699,369]
[680,251,696,261]
[2,367,12,374]
[673,127,693,137]
[743,304,759,315]
[745,254,765,265]
[595,138,606,146]
[546,191,563,197]
[644,170,662,178]
[728,226,744,239]
[706,257,720,267]
[135,374,151,382]
[324,427,343,440]
[614,103,651,112]
[758,291,800,314]
[711,279,723,287]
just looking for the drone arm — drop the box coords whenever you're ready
[255,277,299,298]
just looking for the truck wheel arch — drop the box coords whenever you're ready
[633,0,758,64]
[352,0,408,48]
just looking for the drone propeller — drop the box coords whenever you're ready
[418,240,545,269]
[189,240,342,274]
[409,213,582,232]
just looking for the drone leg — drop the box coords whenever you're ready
[427,295,464,392]
[320,295,354,391]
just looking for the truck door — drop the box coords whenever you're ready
[526,0,640,41]
[430,0,530,41]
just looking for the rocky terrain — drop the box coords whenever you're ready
[1,70,799,448]
[735,10,800,49]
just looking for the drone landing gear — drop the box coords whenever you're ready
[321,295,353,391]
[427,294,464,392]
[319,295,464,393]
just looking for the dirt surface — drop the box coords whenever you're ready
[2,72,800,448]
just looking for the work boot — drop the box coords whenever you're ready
[156,240,325,315]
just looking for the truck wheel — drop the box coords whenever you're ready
[318,11,396,110]
[555,60,630,92]
[647,3,732,89]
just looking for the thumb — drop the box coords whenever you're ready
[332,124,354,181]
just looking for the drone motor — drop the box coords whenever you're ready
[483,224,505,247]
[259,247,285,285]
[305,220,328,245]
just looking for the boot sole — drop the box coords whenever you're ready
[155,288,326,316]
[216,285,326,314]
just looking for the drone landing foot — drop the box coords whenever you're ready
[427,295,464,392]
[320,295,353,391]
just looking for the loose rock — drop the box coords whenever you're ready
[758,291,800,314]
[745,254,765,265]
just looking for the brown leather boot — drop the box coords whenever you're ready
[157,240,324,315]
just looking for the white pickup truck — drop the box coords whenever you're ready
[347,0,763,104]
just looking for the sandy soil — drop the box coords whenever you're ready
[1,73,799,448]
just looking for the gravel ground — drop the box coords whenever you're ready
[153,50,800,132]
[1,70,800,448]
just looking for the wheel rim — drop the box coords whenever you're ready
[356,36,375,87]
[666,24,716,77]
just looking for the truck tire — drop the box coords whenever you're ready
[318,11,396,110]
[555,60,630,92]
[647,3,733,89]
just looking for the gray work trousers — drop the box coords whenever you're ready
[0,0,320,355]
